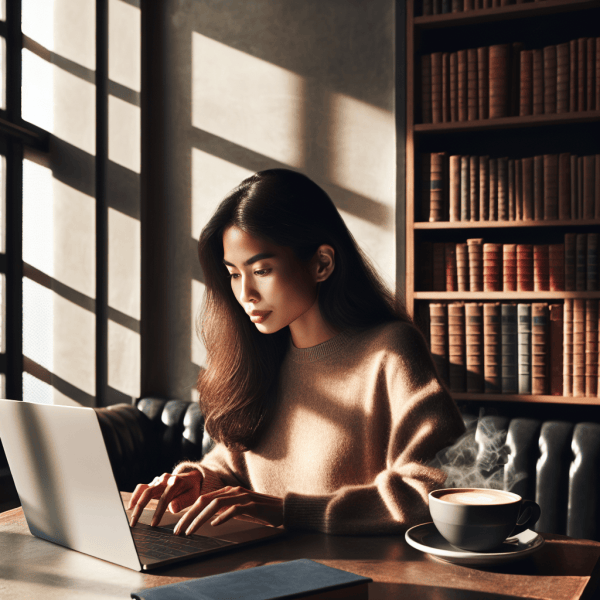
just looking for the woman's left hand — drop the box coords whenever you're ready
[173,486,284,535]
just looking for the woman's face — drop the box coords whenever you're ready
[222,226,318,334]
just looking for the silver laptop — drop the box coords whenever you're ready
[0,399,284,571]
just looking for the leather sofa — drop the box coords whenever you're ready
[95,398,600,541]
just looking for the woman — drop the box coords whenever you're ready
[129,168,465,536]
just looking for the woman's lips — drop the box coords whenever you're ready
[249,311,272,324]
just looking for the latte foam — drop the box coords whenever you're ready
[435,490,515,505]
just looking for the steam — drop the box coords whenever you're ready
[429,411,527,491]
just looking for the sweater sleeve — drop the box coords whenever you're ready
[283,323,466,535]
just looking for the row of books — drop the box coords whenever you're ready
[422,152,600,222]
[425,300,600,398]
[420,0,550,16]
[418,234,598,292]
[421,38,600,123]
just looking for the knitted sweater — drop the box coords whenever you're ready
[174,321,466,535]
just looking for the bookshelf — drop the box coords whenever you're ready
[405,0,600,406]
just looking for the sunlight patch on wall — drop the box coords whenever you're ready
[22,0,54,51]
[22,49,54,133]
[108,96,140,173]
[191,278,207,369]
[108,320,140,398]
[192,32,304,167]
[54,0,95,71]
[23,278,54,374]
[23,372,53,404]
[109,0,141,92]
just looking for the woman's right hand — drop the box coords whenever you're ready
[128,470,203,527]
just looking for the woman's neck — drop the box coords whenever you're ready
[289,296,338,349]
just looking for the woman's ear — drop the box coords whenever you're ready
[313,245,335,283]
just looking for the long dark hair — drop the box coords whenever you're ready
[197,168,411,451]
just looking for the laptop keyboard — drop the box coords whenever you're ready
[131,522,234,561]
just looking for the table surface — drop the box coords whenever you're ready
[1,495,600,600]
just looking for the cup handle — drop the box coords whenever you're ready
[511,500,542,536]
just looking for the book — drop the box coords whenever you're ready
[450,52,459,121]
[556,42,570,113]
[457,243,469,291]
[534,155,544,220]
[483,243,502,292]
[516,158,523,220]
[445,243,458,291]
[549,244,565,291]
[459,155,469,221]
[508,158,516,221]
[573,298,586,397]
[549,304,564,396]
[522,156,534,220]
[498,157,508,221]
[531,303,549,395]
[503,243,517,292]
[466,302,484,393]
[543,154,558,220]
[532,48,544,116]
[543,45,557,114]
[458,49,468,121]
[587,38,596,112]
[519,49,533,116]
[478,46,489,120]
[469,155,479,221]
[571,154,579,219]
[563,298,573,397]
[429,152,446,222]
[467,48,479,120]
[585,299,599,398]
[578,38,587,112]
[442,52,451,122]
[517,244,534,292]
[422,54,432,123]
[518,303,532,394]
[450,155,461,221]
[558,153,571,220]
[484,303,501,393]
[583,155,595,219]
[576,233,587,291]
[467,238,484,291]
[569,38,578,112]
[533,244,549,292]
[448,302,466,393]
[479,156,490,220]
[564,233,577,291]
[130,559,372,600]
[430,303,449,385]
[501,303,519,394]
[489,158,498,220]
[432,52,444,123]
[588,233,598,291]
[489,44,510,118]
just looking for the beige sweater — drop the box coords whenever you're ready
[174,321,466,535]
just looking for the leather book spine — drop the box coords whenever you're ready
[429,152,446,222]
[445,243,458,291]
[450,52,458,121]
[483,243,502,292]
[531,302,549,396]
[419,242,434,291]
[421,154,431,221]
[558,152,571,220]
[543,45,557,114]
[501,303,519,394]
[573,298,585,397]
[518,303,532,394]
[430,303,449,386]
[556,42,570,114]
[533,244,550,292]
[583,155,595,219]
[564,233,577,291]
[469,155,480,221]
[456,243,469,291]
[578,38,587,112]
[450,155,461,222]
[596,155,600,218]
[508,158,516,221]
[479,156,490,220]
[570,155,579,219]
[587,233,598,292]
[484,302,502,393]
[489,158,498,221]
[478,46,489,120]
[549,243,565,292]
[517,243,534,292]
[464,0,474,9]
[569,39,578,111]
[431,52,444,123]
[585,299,599,398]
[516,158,523,220]
[587,38,596,112]
[503,243,517,292]
[534,155,544,220]
[467,48,479,120]
[576,233,587,292]
[519,49,533,116]
[461,155,471,221]
[458,49,468,121]
[466,302,484,393]
[549,304,564,396]
[543,154,559,220]
[422,54,432,124]
[522,156,534,220]
[448,302,466,393]
[489,44,509,118]
[498,157,508,221]
[532,49,544,115]
[442,52,451,122]
[433,242,446,291]
[467,238,484,292]
[563,298,573,397]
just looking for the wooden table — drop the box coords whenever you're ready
[1,499,600,600]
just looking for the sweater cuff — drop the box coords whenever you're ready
[283,492,331,533]
[172,462,225,494]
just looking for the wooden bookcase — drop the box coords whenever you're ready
[405,0,600,406]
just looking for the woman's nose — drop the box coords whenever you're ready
[239,276,259,304]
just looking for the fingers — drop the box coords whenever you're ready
[129,473,170,527]
[151,475,181,527]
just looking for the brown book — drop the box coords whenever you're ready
[522,156,534,220]
[508,158,516,221]
[563,298,573,397]
[449,155,461,222]
[503,243,517,292]
[517,244,534,292]
[430,303,449,386]
[596,155,600,218]
[534,155,544,220]
[479,156,489,220]
[564,233,577,291]
[457,243,469,291]
[501,303,518,394]
[469,155,479,221]
[477,46,489,119]
[578,38,587,112]
[458,49,468,121]
[442,52,451,123]
[570,39,578,112]
[464,0,474,9]
[421,154,431,221]
[519,49,533,116]
[549,244,565,291]
[585,299,599,397]
[578,156,584,220]
[571,155,579,219]
[450,52,458,122]
[418,242,434,291]
[543,154,558,220]
[556,42,570,114]
[498,157,508,221]
[483,243,502,292]
[576,233,587,291]
[543,45,557,114]
[531,303,549,395]
[489,158,498,221]
[432,52,444,123]
[587,38,596,112]
[445,243,458,291]
[558,153,571,220]
[588,233,598,292]
[533,244,550,292]
[467,48,479,120]
[518,303,532,394]
[583,155,596,219]
[448,302,466,393]
[484,302,501,393]
[433,242,446,291]
[549,304,564,396]
[532,48,544,116]
[460,155,470,221]
[516,159,523,220]
[429,152,446,222]
[489,44,510,118]
[467,238,484,292]
[422,54,432,123]
[466,302,484,393]
[573,298,586,397]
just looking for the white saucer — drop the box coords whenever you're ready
[405,522,545,565]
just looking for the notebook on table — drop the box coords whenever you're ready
[0,399,285,571]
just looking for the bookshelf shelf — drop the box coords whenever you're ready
[452,392,599,406]
[414,291,600,300]
[415,219,600,229]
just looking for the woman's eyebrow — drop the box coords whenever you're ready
[223,252,276,268]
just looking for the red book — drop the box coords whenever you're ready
[583,155,596,219]
[558,153,571,220]
[421,54,432,123]
[458,49,468,121]
[442,52,451,123]
[449,155,461,222]
[549,304,564,396]
[519,50,533,116]
[517,244,534,292]
[578,38,587,112]
[468,238,484,292]
[445,243,458,291]
[543,154,559,220]
[587,38,596,112]
[479,156,489,220]
[483,243,502,292]
[534,155,544,220]
[532,49,544,115]
[432,52,444,123]
[549,244,565,291]
[467,48,479,120]
[522,156,534,221]
[534,244,550,292]
[478,46,489,120]
[503,243,517,292]
[489,158,498,221]
[570,39,578,112]
[489,44,510,118]
[556,43,570,114]
[585,299,598,398]
[572,299,585,397]
[450,52,458,122]
[543,45,557,114]
[457,243,469,291]
[498,157,508,221]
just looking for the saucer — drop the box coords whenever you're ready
[405,522,545,565]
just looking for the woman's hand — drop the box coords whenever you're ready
[128,470,203,527]
[173,486,284,535]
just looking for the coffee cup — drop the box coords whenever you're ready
[429,487,541,552]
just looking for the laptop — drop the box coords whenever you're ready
[0,399,285,571]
